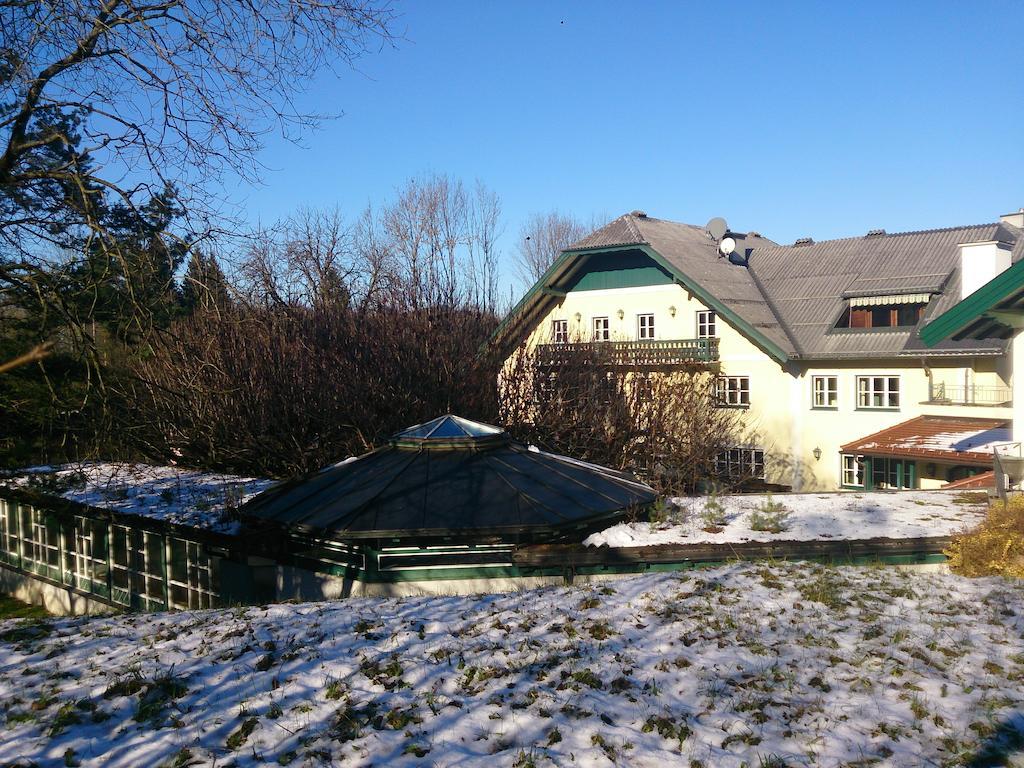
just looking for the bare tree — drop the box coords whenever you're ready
[0,1,397,238]
[514,210,591,287]
[500,343,744,495]
[131,304,501,476]
[0,0,398,419]
[375,174,501,310]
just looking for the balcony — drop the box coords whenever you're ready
[536,338,719,367]
[926,382,1012,407]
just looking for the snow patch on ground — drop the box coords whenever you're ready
[585,489,988,548]
[0,562,1021,766]
[0,463,274,534]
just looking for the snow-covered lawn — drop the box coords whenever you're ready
[586,490,989,549]
[0,463,273,534]
[1,562,1022,767]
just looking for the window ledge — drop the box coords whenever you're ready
[855,407,900,412]
[811,406,839,411]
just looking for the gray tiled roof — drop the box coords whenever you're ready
[751,222,1023,358]
[566,214,1024,360]
[570,214,798,358]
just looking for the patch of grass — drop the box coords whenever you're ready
[0,594,50,620]
[571,669,604,689]
[796,569,847,611]
[324,677,346,700]
[643,713,692,749]
[103,669,145,699]
[48,702,81,736]
[225,717,259,750]
[953,491,989,505]
[134,671,189,724]
[359,655,406,690]
[1,619,52,644]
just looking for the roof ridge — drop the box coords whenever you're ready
[745,259,804,357]
[765,221,1003,250]
[621,213,645,242]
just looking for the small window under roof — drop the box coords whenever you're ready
[835,294,931,330]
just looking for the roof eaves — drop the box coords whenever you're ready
[486,240,649,353]
[920,258,1024,346]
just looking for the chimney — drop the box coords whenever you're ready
[1000,208,1024,228]
[960,238,1012,299]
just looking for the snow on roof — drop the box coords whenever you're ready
[0,463,274,534]
[841,415,1011,464]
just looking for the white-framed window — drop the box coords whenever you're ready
[66,515,109,593]
[715,447,766,481]
[167,537,217,610]
[20,505,60,578]
[0,499,18,563]
[637,313,655,340]
[856,376,900,409]
[716,375,750,407]
[812,375,838,408]
[841,454,864,487]
[551,319,568,344]
[592,316,610,341]
[697,310,717,338]
[870,457,915,490]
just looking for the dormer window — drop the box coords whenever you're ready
[834,294,930,329]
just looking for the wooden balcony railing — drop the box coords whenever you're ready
[926,382,1012,407]
[536,338,719,367]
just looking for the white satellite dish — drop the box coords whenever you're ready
[706,217,728,241]
[718,236,736,256]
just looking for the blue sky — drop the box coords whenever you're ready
[235,1,1024,292]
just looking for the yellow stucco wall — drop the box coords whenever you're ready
[517,282,1010,491]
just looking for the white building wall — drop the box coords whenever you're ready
[521,282,1011,491]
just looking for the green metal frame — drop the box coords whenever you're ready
[920,257,1024,345]
[490,244,791,364]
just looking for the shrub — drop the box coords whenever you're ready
[945,495,1024,578]
[699,492,728,530]
[749,496,791,533]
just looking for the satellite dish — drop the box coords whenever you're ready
[718,236,736,256]
[706,217,728,241]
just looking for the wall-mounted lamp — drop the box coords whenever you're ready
[668,305,677,317]
[617,309,625,320]
[574,312,582,323]
[812,447,822,461]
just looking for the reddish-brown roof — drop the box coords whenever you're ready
[840,415,1010,466]
[941,470,995,490]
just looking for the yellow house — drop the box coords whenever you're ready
[493,209,1024,491]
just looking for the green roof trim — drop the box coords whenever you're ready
[489,243,791,364]
[920,258,1024,346]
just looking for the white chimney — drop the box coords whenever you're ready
[960,239,1012,299]
[1000,208,1024,228]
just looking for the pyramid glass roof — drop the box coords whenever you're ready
[241,414,656,541]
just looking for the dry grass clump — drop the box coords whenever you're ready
[946,494,1024,578]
